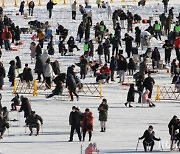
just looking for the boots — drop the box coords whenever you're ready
[89,132,92,141]
[100,128,104,132]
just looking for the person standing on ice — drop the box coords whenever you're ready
[8,60,15,86]
[98,98,108,132]
[143,72,155,99]
[2,27,12,51]
[139,125,161,152]
[106,2,112,19]
[68,106,82,142]
[28,1,35,16]
[19,1,25,15]
[125,84,139,107]
[82,108,93,141]
[162,0,169,13]
[71,1,77,20]
[0,62,6,90]
[46,0,57,19]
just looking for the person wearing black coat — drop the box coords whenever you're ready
[67,65,75,78]
[80,56,88,79]
[0,30,3,48]
[139,125,161,152]
[19,95,32,119]
[162,40,173,65]
[77,22,84,43]
[110,56,117,81]
[11,93,20,111]
[19,1,25,15]
[128,58,136,75]
[143,73,155,98]
[119,10,127,29]
[103,38,111,63]
[125,84,138,107]
[122,33,134,58]
[112,35,121,56]
[127,11,134,33]
[15,56,21,77]
[8,60,15,86]
[68,106,82,142]
[162,0,169,13]
[14,26,21,45]
[112,10,118,29]
[28,1,35,16]
[85,22,91,41]
[0,62,6,90]
[66,74,79,101]
[135,26,141,47]
[9,23,15,44]
[96,42,104,64]
[151,47,160,69]
[114,23,121,39]
[117,56,127,83]
[47,0,57,18]
[47,40,55,55]
[46,78,63,98]
[135,74,144,103]
[67,36,80,54]
[168,115,180,137]
[22,63,33,83]
[35,55,44,82]
[35,43,42,56]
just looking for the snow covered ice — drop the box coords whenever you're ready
[0,0,179,153]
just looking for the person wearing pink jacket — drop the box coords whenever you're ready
[142,89,155,107]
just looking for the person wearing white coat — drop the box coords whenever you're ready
[44,58,53,89]
[106,2,112,19]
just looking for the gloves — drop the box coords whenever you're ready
[158,138,161,141]
[138,137,141,140]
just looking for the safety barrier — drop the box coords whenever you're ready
[155,85,180,100]
[13,79,103,98]
[13,79,36,95]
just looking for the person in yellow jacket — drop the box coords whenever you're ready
[36,29,45,48]
[153,21,161,40]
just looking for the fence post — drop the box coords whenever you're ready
[64,0,67,5]
[14,0,18,7]
[99,82,103,99]
[2,0,5,8]
[155,85,160,101]
[33,80,38,96]
[38,0,42,6]
[13,79,17,94]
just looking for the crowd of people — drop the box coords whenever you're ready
[0,0,179,152]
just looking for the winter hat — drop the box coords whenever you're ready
[72,106,76,109]
[149,125,153,129]
[85,108,89,112]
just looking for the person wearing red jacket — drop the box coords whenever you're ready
[174,36,180,62]
[2,27,12,51]
[82,108,93,141]
[100,63,111,83]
